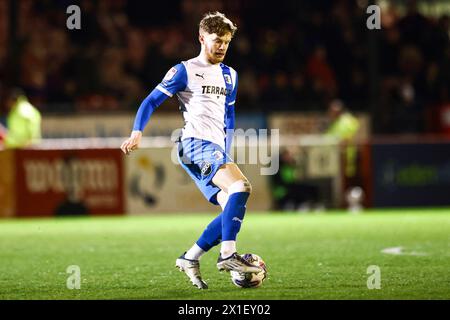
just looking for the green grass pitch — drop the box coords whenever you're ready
[0,209,449,300]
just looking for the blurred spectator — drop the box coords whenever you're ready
[325,99,360,190]
[2,88,42,149]
[0,122,6,148]
[0,0,447,136]
[305,45,337,102]
[271,147,320,212]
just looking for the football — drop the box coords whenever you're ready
[230,253,267,288]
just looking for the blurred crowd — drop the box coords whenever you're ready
[0,0,449,134]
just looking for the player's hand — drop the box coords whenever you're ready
[121,130,142,155]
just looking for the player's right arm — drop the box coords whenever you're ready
[121,63,188,155]
[120,88,168,155]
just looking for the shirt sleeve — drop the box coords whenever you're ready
[156,63,188,97]
[225,73,238,154]
[132,88,169,131]
[228,71,238,107]
[132,63,187,131]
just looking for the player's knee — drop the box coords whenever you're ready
[217,191,229,210]
[228,179,252,195]
[244,180,253,194]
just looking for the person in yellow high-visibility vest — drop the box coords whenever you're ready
[3,89,42,149]
[325,99,360,179]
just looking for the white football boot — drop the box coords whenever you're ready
[175,253,208,289]
[216,252,263,273]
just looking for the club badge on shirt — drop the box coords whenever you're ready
[224,74,232,85]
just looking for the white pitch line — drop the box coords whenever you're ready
[381,246,428,256]
[381,246,403,255]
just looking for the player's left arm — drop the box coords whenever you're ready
[225,72,238,155]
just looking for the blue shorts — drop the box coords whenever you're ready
[177,138,233,205]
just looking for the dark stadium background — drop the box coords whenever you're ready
[0,0,448,134]
[0,0,449,303]
[2,0,450,211]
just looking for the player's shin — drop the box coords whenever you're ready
[220,191,250,258]
[189,213,223,260]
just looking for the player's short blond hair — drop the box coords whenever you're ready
[199,11,237,37]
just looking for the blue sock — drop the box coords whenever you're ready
[196,213,222,252]
[222,192,250,241]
